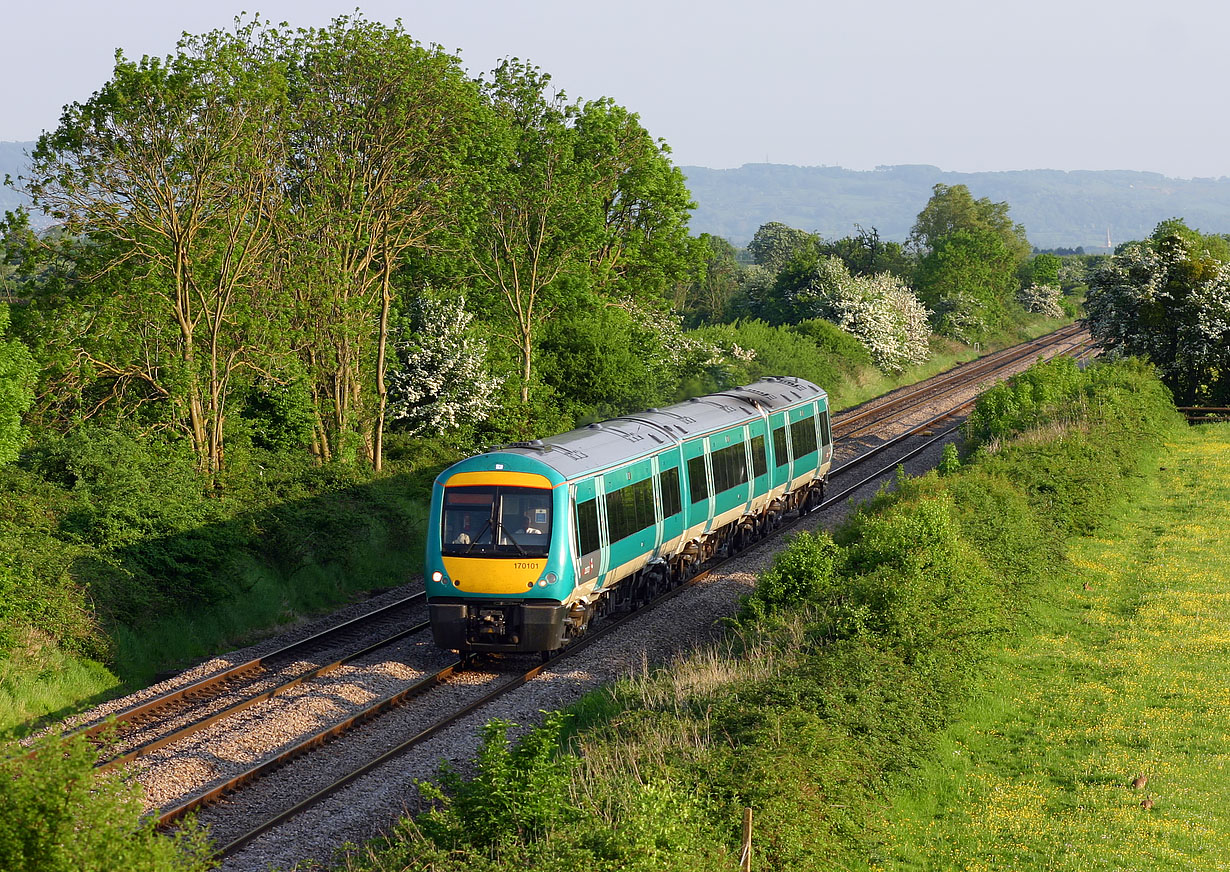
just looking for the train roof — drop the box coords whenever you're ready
[488,377,826,482]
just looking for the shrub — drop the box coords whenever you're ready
[418,714,577,851]
[0,734,212,871]
[740,530,841,622]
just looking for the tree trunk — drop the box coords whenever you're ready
[373,258,393,473]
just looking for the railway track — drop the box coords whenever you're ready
[66,594,430,770]
[832,322,1088,440]
[140,323,1096,863]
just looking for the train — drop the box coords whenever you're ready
[424,377,834,655]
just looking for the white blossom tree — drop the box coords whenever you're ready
[1085,220,1230,404]
[793,257,931,373]
[386,294,503,436]
[1016,282,1064,318]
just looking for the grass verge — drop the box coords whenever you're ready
[869,422,1230,870]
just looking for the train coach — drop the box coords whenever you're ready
[424,377,834,655]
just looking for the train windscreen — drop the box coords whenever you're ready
[441,485,552,557]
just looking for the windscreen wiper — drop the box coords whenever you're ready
[464,518,494,555]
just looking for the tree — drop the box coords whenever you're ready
[1016,283,1064,318]
[677,233,742,325]
[1024,252,1062,287]
[909,183,1030,264]
[787,257,930,372]
[915,228,1019,342]
[1085,219,1230,404]
[464,61,700,413]
[818,225,913,280]
[746,221,819,274]
[21,21,290,480]
[279,17,480,469]
[0,304,35,464]
[385,293,502,436]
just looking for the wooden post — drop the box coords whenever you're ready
[740,806,753,872]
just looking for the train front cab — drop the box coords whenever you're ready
[426,462,574,653]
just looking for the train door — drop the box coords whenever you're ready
[770,412,790,491]
[571,477,604,590]
[787,402,820,485]
[709,426,749,521]
[747,419,769,508]
[682,437,712,534]
[656,448,684,548]
[818,403,833,468]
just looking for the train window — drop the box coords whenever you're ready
[751,434,767,478]
[659,467,682,519]
[818,409,832,449]
[605,477,655,544]
[575,498,599,555]
[712,443,748,493]
[790,416,818,458]
[442,485,551,557]
[687,455,708,504]
[772,426,788,467]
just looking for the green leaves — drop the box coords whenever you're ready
[419,714,577,851]
[0,733,212,871]
[1086,218,1230,404]
[0,305,35,466]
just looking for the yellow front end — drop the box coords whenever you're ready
[440,556,548,594]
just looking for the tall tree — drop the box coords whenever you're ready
[465,61,700,411]
[21,21,290,479]
[747,221,819,274]
[280,18,480,469]
[914,229,1018,341]
[909,183,1030,264]
[679,233,742,324]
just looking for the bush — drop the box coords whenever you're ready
[418,714,577,852]
[691,319,862,391]
[0,734,212,871]
[740,530,840,621]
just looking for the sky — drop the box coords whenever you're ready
[3,0,1229,178]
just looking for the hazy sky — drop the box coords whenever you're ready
[3,0,1228,178]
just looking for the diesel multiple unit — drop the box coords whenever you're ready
[425,378,833,654]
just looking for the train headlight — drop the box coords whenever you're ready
[537,572,557,588]
[431,571,443,583]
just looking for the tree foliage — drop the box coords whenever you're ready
[24,22,291,479]
[280,17,479,468]
[786,257,930,372]
[915,229,1020,341]
[0,305,36,465]
[0,733,212,871]
[1085,219,1230,404]
[460,60,700,415]
[386,293,502,436]
[747,221,819,273]
[908,183,1030,264]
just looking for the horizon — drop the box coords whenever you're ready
[4,137,1227,184]
[3,1,1229,180]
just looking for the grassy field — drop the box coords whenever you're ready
[871,423,1230,871]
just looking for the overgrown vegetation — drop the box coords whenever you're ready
[328,359,1184,871]
[0,733,212,872]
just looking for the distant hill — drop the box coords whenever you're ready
[681,163,1230,252]
[9,141,1230,252]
